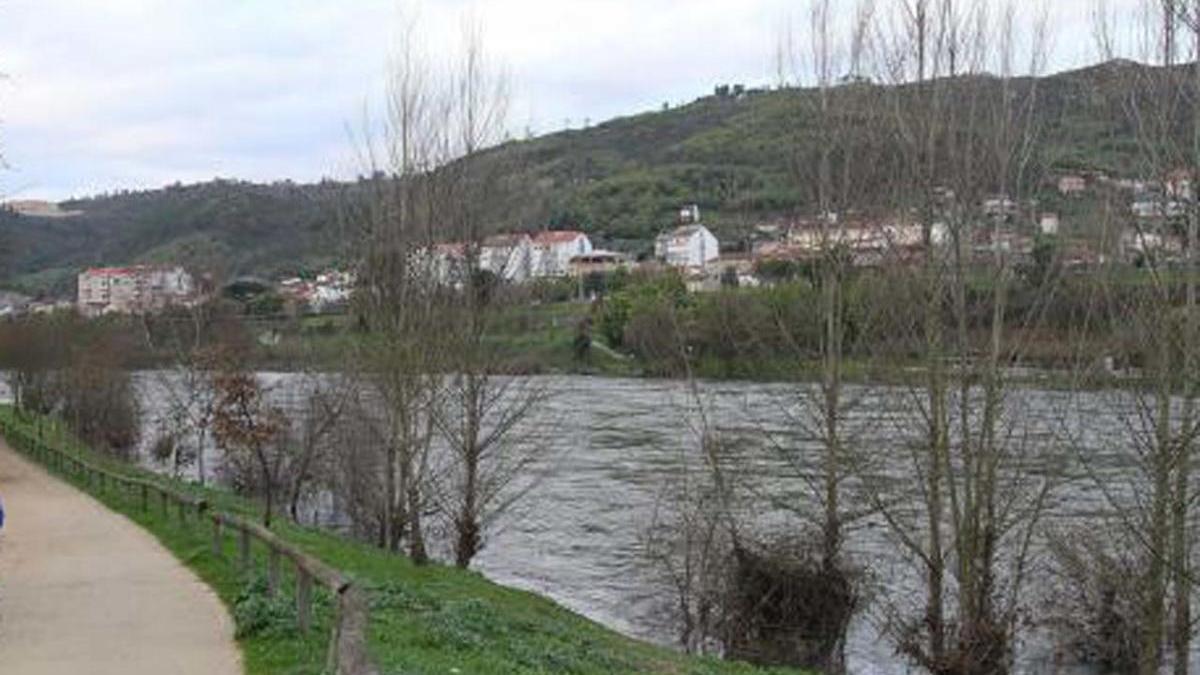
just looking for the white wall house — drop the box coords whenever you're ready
[78,265,194,317]
[481,233,533,282]
[655,224,720,269]
[1121,228,1182,258]
[530,231,593,277]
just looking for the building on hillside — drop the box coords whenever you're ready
[427,242,470,285]
[1121,228,1183,260]
[1132,198,1185,219]
[481,233,533,282]
[569,250,631,277]
[983,196,1020,219]
[278,270,354,314]
[655,224,720,269]
[1165,168,1194,200]
[530,231,593,277]
[1039,213,1061,235]
[782,216,947,265]
[1058,175,1087,196]
[77,265,194,317]
[0,291,30,317]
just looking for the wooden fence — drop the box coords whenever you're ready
[0,415,377,675]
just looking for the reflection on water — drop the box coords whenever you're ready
[126,372,1189,673]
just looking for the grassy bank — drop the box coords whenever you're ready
[0,408,803,675]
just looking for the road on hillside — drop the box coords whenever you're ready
[0,441,242,675]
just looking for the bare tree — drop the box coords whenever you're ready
[861,2,1061,673]
[1049,4,1200,672]
[416,20,553,570]
[345,11,548,568]
[211,351,287,528]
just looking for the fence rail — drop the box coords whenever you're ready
[0,415,376,675]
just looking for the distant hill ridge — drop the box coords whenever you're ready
[0,59,1182,297]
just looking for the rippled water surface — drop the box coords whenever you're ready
[126,373,1194,673]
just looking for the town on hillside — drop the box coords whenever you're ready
[0,166,1187,320]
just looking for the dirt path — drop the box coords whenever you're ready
[0,441,242,674]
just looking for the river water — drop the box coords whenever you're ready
[127,372,1187,673]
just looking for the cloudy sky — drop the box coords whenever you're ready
[0,0,1145,200]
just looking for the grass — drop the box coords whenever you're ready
[0,408,806,675]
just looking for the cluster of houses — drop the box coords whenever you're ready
[52,172,1200,320]
[1055,168,1197,262]
[278,270,354,313]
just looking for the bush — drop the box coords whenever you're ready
[1044,529,1144,672]
[234,575,300,639]
[723,542,859,671]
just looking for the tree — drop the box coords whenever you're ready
[211,356,286,528]
[1050,5,1200,672]
[861,2,1060,672]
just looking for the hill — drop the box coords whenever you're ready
[0,59,1180,297]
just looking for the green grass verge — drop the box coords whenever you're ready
[0,408,806,675]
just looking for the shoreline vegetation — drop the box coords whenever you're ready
[0,407,804,675]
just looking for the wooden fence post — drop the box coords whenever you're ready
[211,518,223,558]
[268,548,281,597]
[297,570,313,634]
[239,526,251,572]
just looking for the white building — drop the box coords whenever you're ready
[530,231,592,277]
[1058,175,1087,195]
[1121,228,1183,258]
[655,224,720,269]
[1132,199,1185,219]
[77,265,194,317]
[481,233,533,282]
[786,219,948,256]
[1039,213,1060,235]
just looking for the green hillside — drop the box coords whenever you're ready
[0,59,1180,297]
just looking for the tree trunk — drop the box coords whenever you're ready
[383,442,397,552]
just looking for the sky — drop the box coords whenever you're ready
[0,0,1147,200]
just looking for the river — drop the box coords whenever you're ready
[129,372,1186,674]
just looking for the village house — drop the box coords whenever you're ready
[278,270,354,314]
[983,196,1020,219]
[481,233,533,282]
[1058,175,1087,196]
[1039,213,1060,235]
[77,264,194,317]
[1121,228,1183,260]
[655,224,720,269]
[781,216,947,265]
[1165,168,1194,200]
[1132,198,1185,219]
[653,204,720,269]
[530,230,593,277]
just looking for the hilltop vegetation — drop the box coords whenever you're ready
[0,59,1184,297]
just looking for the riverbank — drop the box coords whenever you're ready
[0,408,803,675]
[250,302,1126,388]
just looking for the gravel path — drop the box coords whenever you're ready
[0,440,242,674]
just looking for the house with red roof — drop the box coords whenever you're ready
[530,230,593,277]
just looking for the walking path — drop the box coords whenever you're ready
[0,440,242,674]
